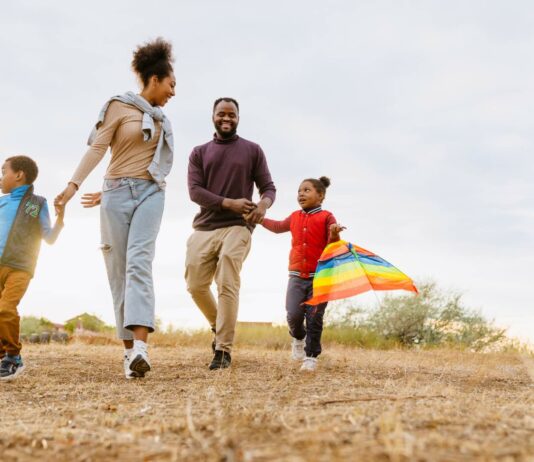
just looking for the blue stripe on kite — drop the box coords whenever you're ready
[318,249,394,270]
[355,254,393,267]
[317,252,356,270]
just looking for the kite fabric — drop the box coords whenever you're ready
[305,240,418,305]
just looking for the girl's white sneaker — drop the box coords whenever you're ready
[291,337,306,360]
[300,356,318,371]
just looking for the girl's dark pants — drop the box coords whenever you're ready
[286,275,327,358]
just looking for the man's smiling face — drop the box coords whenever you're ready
[213,100,239,139]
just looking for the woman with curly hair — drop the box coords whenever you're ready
[55,38,176,379]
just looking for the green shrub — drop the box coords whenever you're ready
[20,316,55,335]
[366,282,506,350]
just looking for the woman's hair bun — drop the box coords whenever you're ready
[131,38,174,86]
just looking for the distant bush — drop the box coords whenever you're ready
[20,316,55,336]
[327,281,507,351]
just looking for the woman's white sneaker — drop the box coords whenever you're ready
[128,341,151,378]
[291,337,306,361]
[300,356,318,372]
[124,353,140,379]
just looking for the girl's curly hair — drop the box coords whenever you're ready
[132,38,174,86]
[303,176,331,196]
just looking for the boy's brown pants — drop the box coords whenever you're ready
[0,266,31,356]
[185,226,252,353]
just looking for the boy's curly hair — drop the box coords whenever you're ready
[6,155,38,184]
[132,38,174,86]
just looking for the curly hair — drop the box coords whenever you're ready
[302,176,331,196]
[5,155,39,184]
[131,38,174,86]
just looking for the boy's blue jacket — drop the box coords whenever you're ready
[0,185,60,276]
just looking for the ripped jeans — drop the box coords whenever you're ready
[100,178,164,339]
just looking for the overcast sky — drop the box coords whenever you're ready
[1,1,533,342]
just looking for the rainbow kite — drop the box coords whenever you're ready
[305,240,417,305]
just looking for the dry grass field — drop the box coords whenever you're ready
[0,342,533,462]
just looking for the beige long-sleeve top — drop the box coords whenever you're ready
[70,101,161,186]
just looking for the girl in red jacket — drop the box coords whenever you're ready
[260,176,344,371]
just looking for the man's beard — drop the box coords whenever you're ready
[214,123,237,139]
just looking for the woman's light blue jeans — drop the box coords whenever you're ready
[100,178,164,339]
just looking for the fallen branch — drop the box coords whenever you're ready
[186,399,208,449]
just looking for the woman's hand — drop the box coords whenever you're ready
[54,182,78,215]
[80,192,102,208]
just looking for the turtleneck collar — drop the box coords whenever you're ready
[213,133,239,144]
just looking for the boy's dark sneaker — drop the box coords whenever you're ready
[0,355,25,381]
[209,350,231,370]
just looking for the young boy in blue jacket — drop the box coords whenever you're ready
[0,155,64,380]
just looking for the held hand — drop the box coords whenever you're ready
[81,192,102,208]
[54,183,78,214]
[55,202,66,220]
[244,201,267,225]
[242,211,265,224]
[222,198,257,215]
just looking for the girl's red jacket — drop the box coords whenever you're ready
[262,206,338,278]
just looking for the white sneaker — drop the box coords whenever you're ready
[124,354,138,379]
[300,356,318,372]
[291,337,306,361]
[128,341,151,378]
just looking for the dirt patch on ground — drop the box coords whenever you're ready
[1,344,533,461]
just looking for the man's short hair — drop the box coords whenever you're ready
[5,155,39,184]
[213,97,239,113]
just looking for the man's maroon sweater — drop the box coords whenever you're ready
[188,134,276,231]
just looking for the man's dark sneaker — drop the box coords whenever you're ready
[209,350,231,370]
[0,355,25,381]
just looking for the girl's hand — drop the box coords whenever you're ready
[244,201,268,225]
[243,212,264,224]
[330,223,346,237]
[81,192,102,208]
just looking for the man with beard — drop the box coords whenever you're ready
[186,97,276,370]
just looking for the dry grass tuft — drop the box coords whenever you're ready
[1,342,533,461]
